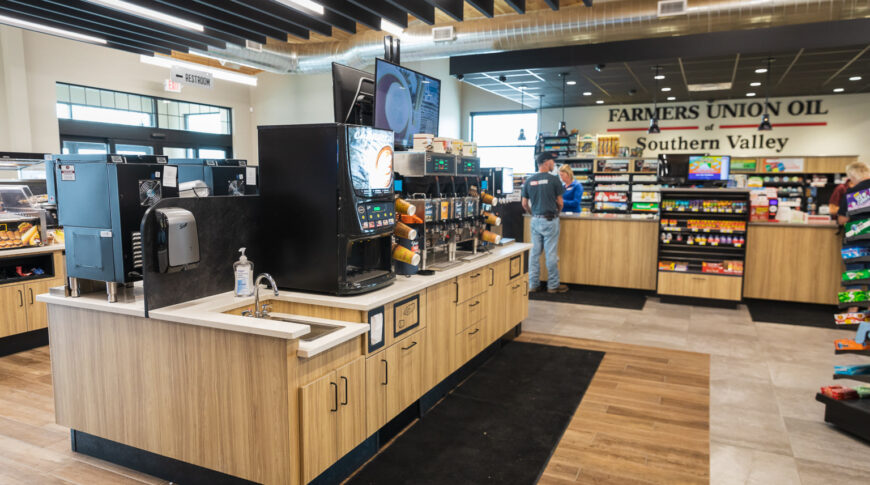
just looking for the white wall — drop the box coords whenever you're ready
[460,81,870,163]
[0,26,255,159]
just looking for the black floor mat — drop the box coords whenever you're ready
[346,341,604,485]
[745,298,838,328]
[528,282,648,310]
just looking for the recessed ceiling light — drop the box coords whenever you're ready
[595,100,604,104]
[849,76,862,81]
[667,96,676,101]
[750,82,761,87]
[0,14,107,44]
[582,91,592,96]
[566,80,576,86]
[273,0,325,15]
[755,68,768,74]
[833,88,845,93]
[687,82,732,92]
[746,92,756,97]
[661,87,671,92]
[86,0,204,31]
[654,74,665,80]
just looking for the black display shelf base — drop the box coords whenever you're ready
[835,348,870,356]
[0,328,48,357]
[844,233,870,245]
[847,206,870,218]
[658,295,739,309]
[842,279,870,286]
[843,256,870,264]
[816,393,870,443]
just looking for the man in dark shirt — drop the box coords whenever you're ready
[522,152,568,293]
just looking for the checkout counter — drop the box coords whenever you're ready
[524,213,841,305]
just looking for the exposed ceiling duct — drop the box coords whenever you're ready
[197,0,869,74]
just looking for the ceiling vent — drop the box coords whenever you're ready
[432,26,456,42]
[658,0,688,17]
[245,40,262,52]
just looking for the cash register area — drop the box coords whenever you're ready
[0,5,869,485]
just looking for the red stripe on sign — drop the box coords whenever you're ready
[606,126,699,132]
[719,122,828,129]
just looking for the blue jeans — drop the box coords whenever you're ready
[529,217,560,290]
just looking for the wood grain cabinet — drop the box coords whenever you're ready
[0,278,61,338]
[506,276,529,329]
[657,272,742,301]
[0,284,28,338]
[365,329,426,436]
[424,279,457,390]
[487,260,511,340]
[300,356,365,483]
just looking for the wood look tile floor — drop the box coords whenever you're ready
[0,297,867,484]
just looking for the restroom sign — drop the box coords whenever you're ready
[170,66,212,89]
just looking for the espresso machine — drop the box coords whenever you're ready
[54,154,179,301]
[172,158,258,196]
[394,151,484,270]
[258,123,396,295]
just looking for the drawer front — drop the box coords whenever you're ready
[457,268,488,302]
[657,272,742,301]
[455,292,487,334]
[454,322,485,369]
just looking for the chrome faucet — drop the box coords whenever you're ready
[242,273,279,318]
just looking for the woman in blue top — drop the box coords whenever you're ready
[558,164,582,213]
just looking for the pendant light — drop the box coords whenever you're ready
[557,72,568,137]
[649,66,661,134]
[758,57,773,131]
[518,85,527,141]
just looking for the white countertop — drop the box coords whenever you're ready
[0,243,64,258]
[37,243,530,357]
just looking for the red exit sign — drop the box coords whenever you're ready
[164,79,183,93]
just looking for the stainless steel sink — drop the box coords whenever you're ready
[263,314,342,342]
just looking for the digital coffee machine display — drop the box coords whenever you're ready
[258,123,395,295]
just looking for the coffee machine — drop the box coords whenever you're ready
[394,151,484,270]
[54,154,179,301]
[258,123,395,295]
[172,158,258,196]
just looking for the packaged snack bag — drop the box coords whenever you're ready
[843,269,870,281]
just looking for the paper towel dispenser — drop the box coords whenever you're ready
[155,207,200,273]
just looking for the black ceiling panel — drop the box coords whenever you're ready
[346,0,408,28]
[503,0,526,14]
[225,0,346,37]
[426,0,464,21]
[466,0,494,18]
[203,0,315,39]
[120,0,268,43]
[386,0,436,25]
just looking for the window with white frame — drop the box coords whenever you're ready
[470,111,538,174]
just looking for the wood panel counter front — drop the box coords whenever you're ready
[43,245,531,485]
[744,222,842,305]
[523,215,658,290]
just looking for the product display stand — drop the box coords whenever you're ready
[655,188,750,302]
[817,201,870,441]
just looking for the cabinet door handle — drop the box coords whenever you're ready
[330,382,338,412]
[512,283,521,290]
[468,328,480,336]
[489,267,494,286]
[17,290,23,307]
[29,288,34,305]
[401,340,417,351]
[523,281,529,296]
[692,277,705,281]
[453,281,459,303]
[381,359,388,385]
[340,376,348,406]
[469,300,480,308]
[470,273,481,279]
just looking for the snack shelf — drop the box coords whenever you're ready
[842,279,870,287]
[660,243,745,251]
[832,373,870,384]
[657,269,743,277]
[843,256,870,265]
[838,301,870,310]
[843,233,870,244]
[846,206,870,217]
[661,227,746,235]
[835,349,870,356]
[0,273,55,286]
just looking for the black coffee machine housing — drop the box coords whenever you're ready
[258,123,396,295]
